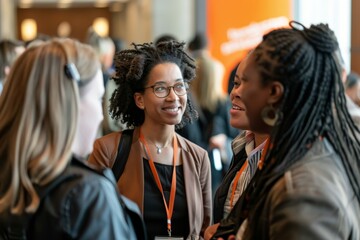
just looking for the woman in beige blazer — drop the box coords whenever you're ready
[88,40,212,240]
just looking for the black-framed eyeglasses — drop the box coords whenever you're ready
[144,82,189,98]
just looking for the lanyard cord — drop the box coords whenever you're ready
[229,138,270,209]
[229,160,248,208]
[139,129,178,237]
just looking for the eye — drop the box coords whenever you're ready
[154,85,167,92]
[174,82,186,89]
[232,79,241,89]
[240,76,248,83]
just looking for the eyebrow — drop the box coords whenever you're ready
[153,78,184,85]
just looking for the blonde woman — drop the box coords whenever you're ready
[0,38,144,239]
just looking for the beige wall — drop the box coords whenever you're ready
[0,0,17,39]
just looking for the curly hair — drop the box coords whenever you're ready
[109,40,198,129]
[234,21,360,238]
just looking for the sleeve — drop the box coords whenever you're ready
[200,150,213,236]
[88,137,114,169]
[63,178,138,240]
[268,174,347,240]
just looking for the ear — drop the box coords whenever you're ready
[134,92,145,109]
[267,81,284,104]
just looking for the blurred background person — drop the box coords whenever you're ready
[0,39,25,94]
[188,32,239,193]
[345,71,360,106]
[344,71,360,128]
[86,27,123,136]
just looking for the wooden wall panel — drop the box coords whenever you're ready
[17,7,111,42]
[351,0,360,73]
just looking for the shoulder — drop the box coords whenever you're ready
[61,159,117,193]
[270,140,347,204]
[176,133,210,171]
[266,140,359,237]
[88,131,124,167]
[177,133,208,156]
[52,160,140,239]
[94,131,121,147]
[58,160,121,218]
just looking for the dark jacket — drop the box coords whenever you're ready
[0,158,145,240]
[246,139,360,240]
[212,148,247,223]
[217,139,360,240]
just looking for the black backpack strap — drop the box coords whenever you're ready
[112,129,134,181]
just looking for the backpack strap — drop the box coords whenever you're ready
[112,129,134,181]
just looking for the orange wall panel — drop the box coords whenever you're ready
[207,0,293,91]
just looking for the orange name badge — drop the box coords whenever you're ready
[154,237,184,240]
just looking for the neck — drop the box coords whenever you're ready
[254,133,269,148]
[140,122,175,147]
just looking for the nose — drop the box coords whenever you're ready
[166,86,179,100]
[230,86,240,100]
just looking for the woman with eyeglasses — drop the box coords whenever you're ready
[88,41,212,240]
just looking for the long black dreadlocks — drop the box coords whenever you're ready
[109,40,198,129]
[238,21,360,238]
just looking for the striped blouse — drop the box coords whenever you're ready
[223,131,266,218]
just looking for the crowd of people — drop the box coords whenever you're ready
[1,20,360,240]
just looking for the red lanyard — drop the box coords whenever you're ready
[139,130,178,237]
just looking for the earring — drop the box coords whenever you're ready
[261,104,282,126]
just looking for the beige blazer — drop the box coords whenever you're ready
[88,127,212,239]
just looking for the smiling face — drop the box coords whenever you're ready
[134,62,187,127]
[238,53,284,134]
[230,59,249,130]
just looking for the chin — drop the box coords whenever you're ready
[230,119,245,129]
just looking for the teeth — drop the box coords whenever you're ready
[164,108,179,112]
[233,106,241,110]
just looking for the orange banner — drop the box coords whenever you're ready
[207,0,293,91]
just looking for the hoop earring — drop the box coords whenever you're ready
[261,104,282,126]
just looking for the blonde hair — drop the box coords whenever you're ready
[191,54,226,113]
[0,38,99,215]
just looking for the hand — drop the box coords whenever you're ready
[204,223,220,240]
[209,134,227,149]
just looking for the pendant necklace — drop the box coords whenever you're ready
[155,145,163,154]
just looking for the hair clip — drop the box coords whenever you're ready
[64,63,80,83]
[289,21,306,31]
